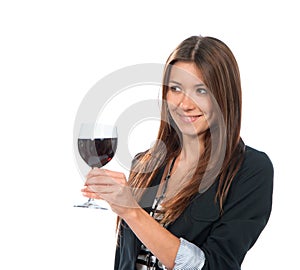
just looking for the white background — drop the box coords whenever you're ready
[1,0,299,269]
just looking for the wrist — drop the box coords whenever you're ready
[122,206,142,223]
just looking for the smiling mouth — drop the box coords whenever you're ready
[178,113,203,123]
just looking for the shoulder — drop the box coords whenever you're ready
[227,145,274,206]
[244,145,273,168]
[237,145,274,184]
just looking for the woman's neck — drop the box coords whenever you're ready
[179,134,204,165]
[161,135,204,199]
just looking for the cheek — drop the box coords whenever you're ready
[166,91,178,104]
[195,98,217,126]
[166,92,179,111]
[195,97,213,114]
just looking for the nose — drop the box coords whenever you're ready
[179,93,196,111]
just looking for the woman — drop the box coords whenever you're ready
[82,35,274,269]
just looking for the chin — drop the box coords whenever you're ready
[177,125,208,138]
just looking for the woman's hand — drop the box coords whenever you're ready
[81,168,140,217]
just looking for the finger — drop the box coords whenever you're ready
[86,173,127,186]
[82,190,102,200]
[81,186,103,199]
[85,175,117,186]
[87,168,126,180]
[82,183,119,196]
[83,184,119,195]
[101,169,126,179]
[82,184,111,199]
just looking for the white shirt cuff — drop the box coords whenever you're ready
[174,237,205,270]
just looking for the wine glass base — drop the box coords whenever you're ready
[73,200,108,210]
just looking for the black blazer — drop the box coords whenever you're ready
[114,146,274,270]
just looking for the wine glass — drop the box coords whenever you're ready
[74,123,118,209]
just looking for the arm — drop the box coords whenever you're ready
[200,151,274,269]
[84,150,273,270]
[123,206,180,269]
[167,150,273,270]
[82,168,180,269]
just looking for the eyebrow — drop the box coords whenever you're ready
[169,80,206,87]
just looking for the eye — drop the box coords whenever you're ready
[196,88,207,94]
[169,85,182,92]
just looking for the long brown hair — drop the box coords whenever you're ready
[127,35,245,225]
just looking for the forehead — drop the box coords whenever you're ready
[169,61,204,84]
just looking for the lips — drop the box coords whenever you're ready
[178,113,203,123]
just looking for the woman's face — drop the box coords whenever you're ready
[166,61,215,139]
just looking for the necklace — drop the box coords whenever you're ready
[151,156,177,214]
[137,157,177,270]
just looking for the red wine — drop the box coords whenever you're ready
[78,138,117,168]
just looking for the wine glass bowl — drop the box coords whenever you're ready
[78,137,117,168]
[74,123,118,209]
